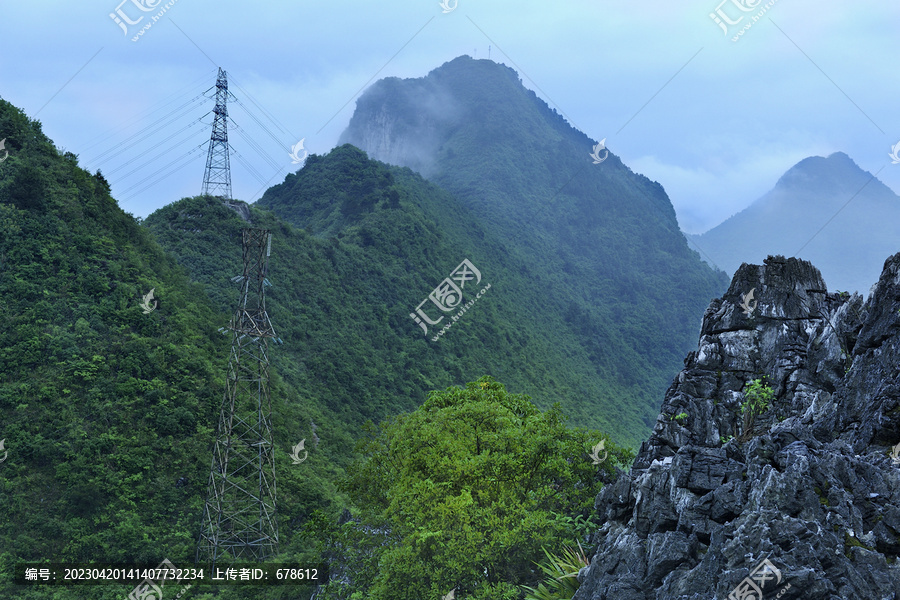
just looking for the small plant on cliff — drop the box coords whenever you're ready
[673,412,688,424]
[739,377,774,441]
[889,442,900,466]
[521,542,590,600]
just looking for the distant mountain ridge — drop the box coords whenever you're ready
[338,55,728,442]
[688,152,900,295]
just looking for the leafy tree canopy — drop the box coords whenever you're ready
[335,376,634,600]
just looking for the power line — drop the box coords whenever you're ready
[229,73,296,140]
[88,93,207,166]
[231,122,282,173]
[231,96,292,151]
[80,69,215,154]
[106,118,206,179]
[232,150,269,187]
[119,143,207,199]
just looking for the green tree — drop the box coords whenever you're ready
[337,376,633,600]
[739,377,774,440]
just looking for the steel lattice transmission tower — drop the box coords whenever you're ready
[201,67,233,200]
[197,228,279,567]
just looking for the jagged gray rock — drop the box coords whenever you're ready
[576,255,900,600]
[223,199,252,223]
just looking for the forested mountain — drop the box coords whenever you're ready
[0,99,367,600]
[1,57,727,599]
[254,142,692,447]
[338,55,729,439]
[0,96,628,600]
[688,152,900,295]
[0,98,234,598]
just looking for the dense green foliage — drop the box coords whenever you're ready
[313,377,631,600]
[0,99,635,599]
[0,98,217,598]
[258,143,703,448]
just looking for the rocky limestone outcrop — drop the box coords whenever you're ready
[223,199,252,223]
[575,255,900,600]
[338,81,459,178]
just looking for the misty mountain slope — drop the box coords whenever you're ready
[689,152,900,295]
[338,55,728,437]
[251,144,651,445]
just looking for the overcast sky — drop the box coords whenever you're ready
[1,0,897,234]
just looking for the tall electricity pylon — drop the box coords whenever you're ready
[201,67,233,200]
[196,228,278,567]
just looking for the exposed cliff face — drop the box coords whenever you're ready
[577,255,900,599]
[338,76,460,177]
